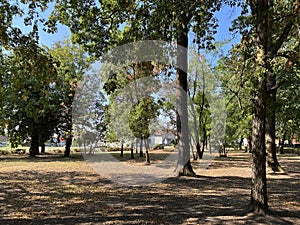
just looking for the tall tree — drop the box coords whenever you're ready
[49,39,90,157]
[4,37,61,156]
[232,0,300,213]
[49,0,222,176]
[188,49,213,159]
[129,96,159,163]
[216,45,253,151]
[276,58,300,154]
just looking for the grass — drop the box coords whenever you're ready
[0,150,299,224]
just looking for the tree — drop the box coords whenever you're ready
[216,45,253,152]
[0,0,68,156]
[232,0,300,213]
[188,49,213,159]
[49,39,90,157]
[129,96,159,163]
[103,60,162,162]
[49,0,223,176]
[3,37,61,156]
[276,58,300,154]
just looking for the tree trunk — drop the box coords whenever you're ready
[266,113,283,172]
[135,138,138,154]
[130,143,134,159]
[144,138,150,164]
[266,69,283,172]
[190,103,199,160]
[64,136,72,157]
[279,131,286,154]
[200,124,207,159]
[191,136,197,160]
[176,22,196,176]
[220,142,227,157]
[239,136,243,151]
[249,80,268,213]
[139,137,143,157]
[120,142,124,157]
[196,141,202,159]
[30,131,39,157]
[41,143,45,154]
[247,136,252,153]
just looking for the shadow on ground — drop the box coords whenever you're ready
[0,152,299,224]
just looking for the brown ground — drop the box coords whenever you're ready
[0,150,299,224]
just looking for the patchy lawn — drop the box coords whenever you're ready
[0,150,299,224]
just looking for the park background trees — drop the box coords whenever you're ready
[0,0,299,215]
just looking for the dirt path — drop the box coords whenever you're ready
[0,151,299,224]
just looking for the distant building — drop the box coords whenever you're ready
[149,130,176,146]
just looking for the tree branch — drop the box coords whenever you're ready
[271,1,300,56]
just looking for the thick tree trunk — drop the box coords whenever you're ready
[29,131,39,157]
[64,136,72,157]
[41,143,45,154]
[176,22,196,176]
[250,80,268,213]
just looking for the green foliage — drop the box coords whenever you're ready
[3,39,61,147]
[220,0,300,148]
[129,96,159,139]
[216,45,253,146]
[48,0,225,54]
[49,39,91,138]
[276,60,300,140]
[187,49,214,149]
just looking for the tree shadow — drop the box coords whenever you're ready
[0,166,298,224]
[0,152,85,162]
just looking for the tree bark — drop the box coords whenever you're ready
[247,136,252,153]
[279,131,287,154]
[135,138,138,154]
[266,112,283,172]
[196,141,202,159]
[176,21,196,176]
[130,143,134,159]
[41,143,45,154]
[144,138,150,164]
[219,142,227,157]
[64,136,72,157]
[29,131,39,157]
[139,137,143,157]
[266,68,283,172]
[250,86,268,213]
[239,136,243,151]
[200,124,207,159]
[120,142,124,157]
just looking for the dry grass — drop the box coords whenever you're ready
[0,150,299,224]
